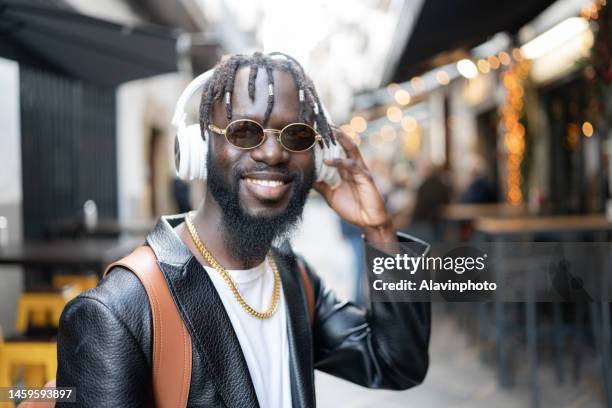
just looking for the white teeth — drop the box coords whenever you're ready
[245,178,285,187]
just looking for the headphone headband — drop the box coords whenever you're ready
[171,53,315,129]
[172,68,215,127]
[171,53,339,183]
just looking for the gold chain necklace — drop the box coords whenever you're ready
[185,214,281,319]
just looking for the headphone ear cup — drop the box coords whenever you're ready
[315,142,344,185]
[175,124,207,181]
[175,124,190,181]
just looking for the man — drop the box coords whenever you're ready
[56,52,430,407]
[410,160,451,241]
[460,154,497,204]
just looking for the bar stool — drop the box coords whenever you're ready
[0,326,57,401]
[52,274,98,293]
[15,285,79,334]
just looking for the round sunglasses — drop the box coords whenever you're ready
[208,119,321,152]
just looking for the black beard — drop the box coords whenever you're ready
[206,149,315,265]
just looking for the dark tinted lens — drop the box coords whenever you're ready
[281,124,317,151]
[226,120,264,148]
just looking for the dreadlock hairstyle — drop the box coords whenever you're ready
[199,51,335,148]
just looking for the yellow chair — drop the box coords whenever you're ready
[15,285,80,334]
[52,274,98,293]
[0,286,77,407]
[0,326,57,408]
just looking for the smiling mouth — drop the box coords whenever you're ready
[244,178,287,187]
[241,172,293,202]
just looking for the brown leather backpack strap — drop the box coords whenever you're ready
[296,258,315,325]
[104,246,192,408]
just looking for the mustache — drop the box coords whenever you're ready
[234,163,300,180]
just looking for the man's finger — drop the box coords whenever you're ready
[314,181,332,201]
[323,158,359,183]
[334,128,359,157]
[332,128,367,166]
[323,158,360,171]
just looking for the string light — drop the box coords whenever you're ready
[488,55,501,69]
[499,51,512,66]
[386,106,403,122]
[566,123,580,149]
[350,116,368,133]
[581,0,607,143]
[410,76,425,92]
[500,59,531,205]
[457,59,479,79]
[386,82,400,97]
[394,89,412,105]
[340,124,356,138]
[402,129,421,158]
[436,70,450,85]
[581,0,606,20]
[340,124,362,145]
[477,59,491,73]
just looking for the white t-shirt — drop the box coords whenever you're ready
[203,259,292,408]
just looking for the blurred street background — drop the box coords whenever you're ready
[1,0,612,406]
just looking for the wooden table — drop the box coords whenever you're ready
[474,213,612,407]
[475,214,612,236]
[0,237,142,275]
[441,203,528,222]
[441,203,528,241]
[45,218,153,238]
[93,220,153,237]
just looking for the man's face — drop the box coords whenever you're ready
[207,66,316,220]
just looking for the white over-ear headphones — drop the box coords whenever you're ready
[172,64,342,184]
[172,69,213,181]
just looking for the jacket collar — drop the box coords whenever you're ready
[147,214,259,408]
[146,214,314,408]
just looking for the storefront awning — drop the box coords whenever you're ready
[390,0,557,83]
[0,0,179,87]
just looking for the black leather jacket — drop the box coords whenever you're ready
[56,214,430,407]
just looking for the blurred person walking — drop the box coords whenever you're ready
[460,154,497,204]
[340,219,366,304]
[409,160,451,241]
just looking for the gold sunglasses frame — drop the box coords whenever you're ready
[208,119,321,153]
